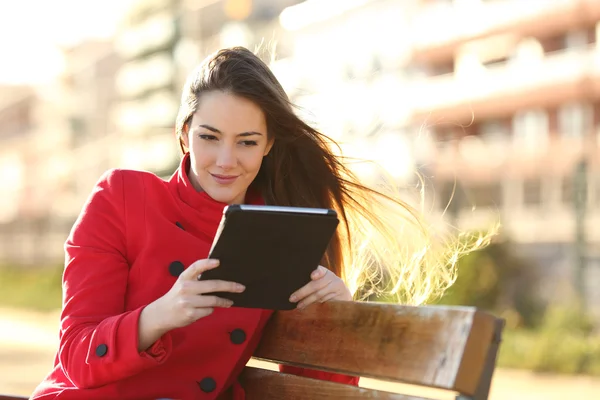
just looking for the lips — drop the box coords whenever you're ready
[210,173,239,185]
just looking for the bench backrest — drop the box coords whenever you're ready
[241,301,504,400]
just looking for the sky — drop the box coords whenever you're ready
[0,0,126,84]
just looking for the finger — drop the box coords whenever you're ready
[197,279,245,295]
[297,282,332,309]
[180,259,220,280]
[319,292,339,303]
[189,295,234,309]
[289,276,330,303]
[310,265,328,280]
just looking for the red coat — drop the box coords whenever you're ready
[31,154,358,400]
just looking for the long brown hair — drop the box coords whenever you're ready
[176,47,496,305]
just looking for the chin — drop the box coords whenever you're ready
[206,188,242,205]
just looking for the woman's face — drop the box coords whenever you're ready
[182,91,273,205]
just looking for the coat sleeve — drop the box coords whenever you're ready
[278,365,359,385]
[58,169,172,389]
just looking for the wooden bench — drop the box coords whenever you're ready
[242,302,504,400]
[0,302,504,400]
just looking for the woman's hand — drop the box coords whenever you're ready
[289,265,352,310]
[138,259,244,351]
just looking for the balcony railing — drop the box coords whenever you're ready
[411,0,598,50]
[409,45,600,114]
[430,134,598,181]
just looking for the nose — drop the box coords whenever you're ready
[215,144,237,170]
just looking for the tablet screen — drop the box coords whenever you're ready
[200,205,339,310]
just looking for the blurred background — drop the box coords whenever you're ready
[1,0,600,398]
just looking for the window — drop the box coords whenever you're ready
[564,29,592,50]
[562,177,573,205]
[478,118,510,143]
[438,180,465,217]
[429,60,454,76]
[591,174,599,207]
[69,116,88,147]
[464,182,502,209]
[411,60,454,77]
[435,126,456,141]
[513,109,549,149]
[434,126,457,152]
[482,56,508,68]
[539,34,566,53]
[562,174,588,206]
[558,102,592,138]
[523,178,542,206]
[595,175,600,208]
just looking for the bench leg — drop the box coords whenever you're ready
[456,319,505,400]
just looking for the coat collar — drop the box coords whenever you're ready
[168,153,263,215]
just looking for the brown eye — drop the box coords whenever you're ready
[199,134,218,141]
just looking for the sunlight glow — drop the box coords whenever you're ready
[280,0,369,31]
[0,0,125,84]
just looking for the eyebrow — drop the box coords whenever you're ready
[197,124,263,137]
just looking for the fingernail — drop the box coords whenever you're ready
[289,295,297,302]
[208,259,219,266]
[237,284,245,291]
[227,301,234,307]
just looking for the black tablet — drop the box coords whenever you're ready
[198,204,339,310]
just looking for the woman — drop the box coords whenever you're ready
[32,47,491,399]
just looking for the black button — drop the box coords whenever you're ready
[169,261,185,277]
[198,377,216,393]
[95,344,108,357]
[230,329,246,345]
[175,221,185,230]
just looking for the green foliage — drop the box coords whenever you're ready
[435,239,545,328]
[435,238,600,376]
[0,264,63,311]
[498,306,600,376]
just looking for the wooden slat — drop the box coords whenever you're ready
[240,367,431,400]
[457,318,504,400]
[454,313,504,398]
[253,302,499,396]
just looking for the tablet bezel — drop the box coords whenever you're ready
[201,204,339,310]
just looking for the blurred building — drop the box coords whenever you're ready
[0,85,36,235]
[2,0,600,320]
[113,0,302,177]
[0,40,122,266]
[112,0,182,176]
[277,0,600,315]
[0,86,33,201]
[0,0,301,265]
[0,82,74,265]
[409,0,600,316]
[60,40,123,202]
